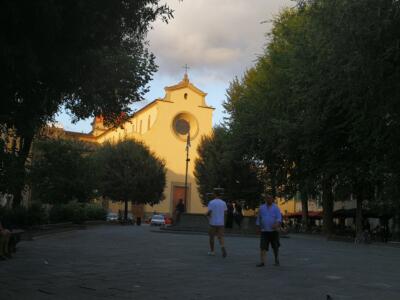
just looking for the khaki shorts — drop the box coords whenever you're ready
[208,225,224,238]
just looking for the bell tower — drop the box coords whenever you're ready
[91,115,108,137]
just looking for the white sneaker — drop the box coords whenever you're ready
[207,251,215,256]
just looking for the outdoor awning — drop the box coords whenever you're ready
[284,211,323,219]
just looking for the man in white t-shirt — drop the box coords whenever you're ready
[206,190,227,257]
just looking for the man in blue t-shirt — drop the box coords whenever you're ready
[256,195,282,267]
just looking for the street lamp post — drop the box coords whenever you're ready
[184,133,190,205]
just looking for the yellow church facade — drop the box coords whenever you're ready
[71,74,214,216]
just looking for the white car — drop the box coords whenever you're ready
[150,215,166,226]
[106,212,118,222]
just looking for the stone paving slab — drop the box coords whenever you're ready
[0,225,399,300]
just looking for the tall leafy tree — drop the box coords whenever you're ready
[93,140,166,221]
[194,126,263,208]
[29,138,96,204]
[303,0,400,234]
[0,0,173,206]
[224,1,400,235]
[224,11,311,208]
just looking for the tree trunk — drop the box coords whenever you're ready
[101,197,109,210]
[124,199,128,222]
[392,207,400,241]
[355,193,363,237]
[270,171,277,199]
[322,179,334,235]
[12,131,34,208]
[300,190,309,231]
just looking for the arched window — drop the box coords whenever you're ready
[148,115,151,130]
[184,93,188,100]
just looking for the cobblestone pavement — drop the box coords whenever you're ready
[1,225,399,300]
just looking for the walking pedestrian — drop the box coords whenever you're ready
[256,195,282,267]
[0,220,11,260]
[175,199,185,224]
[207,190,227,258]
[225,201,234,229]
[234,202,243,228]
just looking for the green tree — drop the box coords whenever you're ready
[0,126,24,199]
[225,1,400,236]
[194,126,263,208]
[0,0,173,206]
[223,12,308,207]
[29,138,96,204]
[302,0,400,235]
[93,140,166,221]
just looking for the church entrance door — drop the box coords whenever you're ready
[172,185,188,212]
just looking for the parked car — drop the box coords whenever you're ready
[164,216,173,225]
[150,214,166,226]
[106,212,118,222]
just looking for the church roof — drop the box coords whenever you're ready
[164,73,207,97]
[64,130,97,142]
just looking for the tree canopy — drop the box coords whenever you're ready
[92,140,166,219]
[29,138,96,204]
[1,0,173,130]
[194,126,263,208]
[220,0,400,234]
[0,0,172,205]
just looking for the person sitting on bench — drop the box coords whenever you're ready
[0,220,12,259]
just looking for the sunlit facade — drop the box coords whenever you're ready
[67,74,214,216]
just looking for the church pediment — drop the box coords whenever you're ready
[164,74,207,97]
[162,73,214,109]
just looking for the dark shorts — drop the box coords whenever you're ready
[260,231,280,251]
[209,225,224,238]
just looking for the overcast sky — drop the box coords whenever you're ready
[56,0,294,132]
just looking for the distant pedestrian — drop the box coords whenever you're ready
[175,199,185,224]
[207,190,227,258]
[256,195,282,267]
[381,219,390,243]
[234,202,243,228]
[0,220,11,260]
[363,219,371,232]
[225,201,234,229]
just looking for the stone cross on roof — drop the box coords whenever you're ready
[183,64,190,74]
[182,64,190,82]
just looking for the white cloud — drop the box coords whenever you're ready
[57,0,294,131]
[148,0,294,81]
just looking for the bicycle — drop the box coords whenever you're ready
[354,230,371,244]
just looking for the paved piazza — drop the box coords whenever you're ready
[0,225,399,300]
